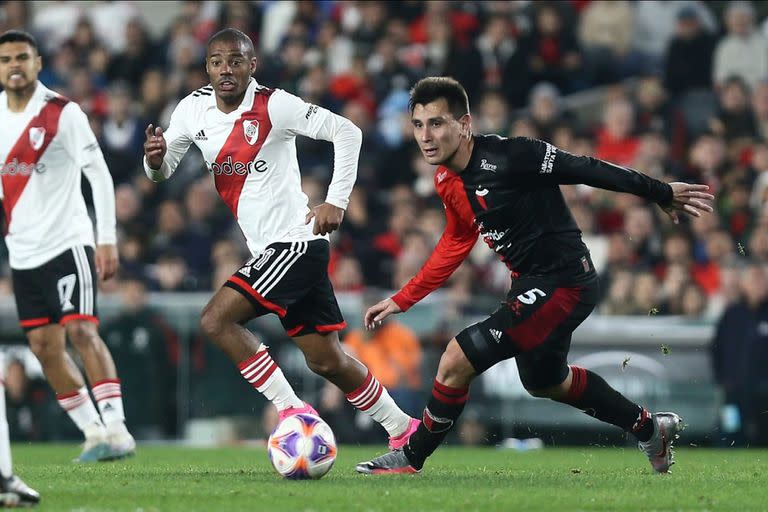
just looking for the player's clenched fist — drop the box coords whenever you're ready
[144,124,167,170]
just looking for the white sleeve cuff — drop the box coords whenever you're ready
[324,196,349,210]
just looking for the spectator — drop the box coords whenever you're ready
[67,66,108,118]
[664,6,716,97]
[595,98,640,167]
[473,14,517,92]
[148,200,211,276]
[527,82,569,143]
[578,0,636,84]
[32,0,83,54]
[114,183,143,235]
[657,231,720,295]
[720,181,753,241]
[683,132,727,182]
[367,37,415,104]
[101,275,180,438]
[711,263,768,445]
[751,81,768,140]
[634,76,687,163]
[101,82,145,186]
[149,251,199,292]
[632,271,662,315]
[0,1,31,33]
[4,359,53,442]
[600,269,635,315]
[748,226,768,262]
[107,18,158,87]
[519,3,582,94]
[680,281,708,318]
[473,91,509,134]
[633,0,717,73]
[709,76,758,144]
[330,255,365,293]
[69,17,99,67]
[624,206,662,267]
[713,1,768,90]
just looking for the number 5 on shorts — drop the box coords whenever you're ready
[517,287,546,305]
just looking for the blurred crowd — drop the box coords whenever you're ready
[2,0,768,445]
[0,0,766,323]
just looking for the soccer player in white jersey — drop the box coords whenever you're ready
[143,28,418,447]
[0,30,135,466]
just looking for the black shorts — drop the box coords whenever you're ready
[457,255,599,389]
[11,246,99,331]
[224,239,345,337]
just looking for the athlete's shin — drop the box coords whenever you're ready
[66,321,117,383]
[345,367,411,438]
[551,365,654,441]
[92,379,125,429]
[404,379,469,469]
[56,386,105,439]
[238,343,303,411]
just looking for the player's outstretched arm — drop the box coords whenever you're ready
[143,124,167,171]
[364,298,403,331]
[95,244,119,282]
[659,182,714,224]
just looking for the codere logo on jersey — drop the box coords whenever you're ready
[208,156,268,175]
[0,158,47,175]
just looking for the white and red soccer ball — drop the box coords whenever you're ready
[267,413,337,479]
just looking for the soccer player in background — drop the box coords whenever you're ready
[356,77,714,475]
[143,28,418,448]
[0,30,135,464]
[0,353,38,506]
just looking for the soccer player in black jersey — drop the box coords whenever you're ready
[356,77,714,475]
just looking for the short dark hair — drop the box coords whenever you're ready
[206,28,255,58]
[0,29,39,54]
[409,76,470,120]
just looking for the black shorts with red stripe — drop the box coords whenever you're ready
[224,239,346,337]
[456,255,599,389]
[12,245,99,332]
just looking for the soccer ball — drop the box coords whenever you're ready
[267,413,337,479]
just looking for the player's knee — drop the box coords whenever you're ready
[66,321,101,351]
[435,339,475,387]
[28,332,60,363]
[199,303,225,340]
[524,382,568,400]
[525,386,553,399]
[305,354,343,379]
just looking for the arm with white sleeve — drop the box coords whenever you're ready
[59,103,116,246]
[268,89,362,210]
[142,98,194,182]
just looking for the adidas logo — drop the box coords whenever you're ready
[102,403,114,411]
[489,329,503,343]
[238,266,251,278]
[194,130,207,141]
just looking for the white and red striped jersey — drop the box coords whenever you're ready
[0,82,116,270]
[143,78,361,257]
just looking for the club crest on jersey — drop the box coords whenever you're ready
[243,120,259,145]
[29,127,46,151]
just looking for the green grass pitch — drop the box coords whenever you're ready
[12,443,764,511]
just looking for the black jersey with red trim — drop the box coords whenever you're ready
[391,134,673,311]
